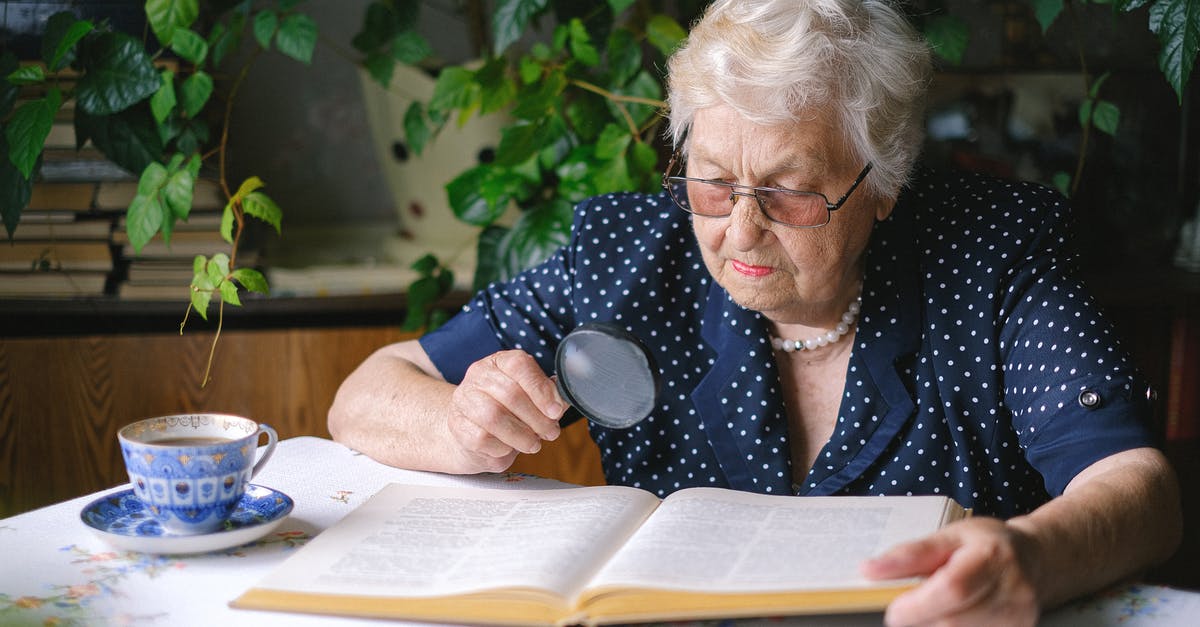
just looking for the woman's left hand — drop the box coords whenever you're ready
[860,517,1041,627]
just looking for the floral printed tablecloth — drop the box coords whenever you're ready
[1,436,1197,626]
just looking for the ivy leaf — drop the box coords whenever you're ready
[1148,0,1200,103]
[170,28,209,65]
[645,14,687,58]
[232,176,265,203]
[232,267,270,294]
[363,52,395,87]
[126,196,167,255]
[568,18,600,67]
[608,0,637,13]
[609,70,662,126]
[77,105,163,174]
[220,204,235,243]
[243,190,283,233]
[924,14,969,65]
[5,89,62,180]
[447,165,511,225]
[606,28,641,87]
[473,225,507,290]
[509,68,566,120]
[75,32,161,115]
[594,123,632,159]
[0,137,34,238]
[476,57,517,114]
[164,166,196,220]
[179,71,213,117]
[219,279,242,306]
[1052,171,1072,197]
[41,12,93,71]
[495,198,572,280]
[402,275,441,331]
[253,10,279,50]
[403,101,431,156]
[191,257,214,319]
[208,22,237,67]
[6,66,45,85]
[629,140,659,191]
[428,67,479,116]
[146,0,200,46]
[493,0,549,55]
[150,70,177,123]
[276,13,318,63]
[392,30,432,65]
[1032,0,1065,33]
[1092,100,1121,135]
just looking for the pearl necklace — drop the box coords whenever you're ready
[770,290,862,353]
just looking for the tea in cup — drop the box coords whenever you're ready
[118,413,278,535]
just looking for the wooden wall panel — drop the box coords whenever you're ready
[0,326,606,517]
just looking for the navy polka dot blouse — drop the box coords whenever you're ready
[420,168,1157,518]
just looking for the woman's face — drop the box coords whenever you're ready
[687,105,893,323]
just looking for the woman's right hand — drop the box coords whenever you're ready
[448,349,568,472]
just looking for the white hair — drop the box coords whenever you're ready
[666,0,932,198]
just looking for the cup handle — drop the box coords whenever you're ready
[250,423,278,479]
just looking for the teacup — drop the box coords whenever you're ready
[118,413,278,535]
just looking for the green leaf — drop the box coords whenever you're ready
[1078,98,1094,127]
[7,66,45,86]
[276,13,318,63]
[629,140,659,190]
[1149,0,1200,103]
[403,101,431,156]
[171,28,209,65]
[146,0,200,46]
[473,225,507,290]
[220,204,235,243]
[243,191,283,233]
[608,0,637,14]
[164,166,196,219]
[510,68,566,120]
[0,137,34,237]
[610,70,662,126]
[219,279,242,306]
[595,123,632,159]
[179,71,213,118]
[41,12,93,71]
[5,89,62,180]
[363,52,395,87]
[125,193,166,254]
[391,30,432,65]
[191,261,214,319]
[447,165,512,225]
[1032,0,1065,33]
[564,92,609,142]
[492,0,549,55]
[1051,171,1072,197]
[606,29,642,87]
[428,67,479,115]
[476,57,517,114]
[77,105,163,174]
[232,267,270,294]
[568,18,600,67]
[253,10,279,50]
[75,32,161,115]
[411,253,439,275]
[402,274,442,331]
[1089,71,1112,98]
[209,22,237,67]
[923,14,969,65]
[495,198,572,280]
[1092,100,1121,135]
[645,14,687,58]
[150,70,177,123]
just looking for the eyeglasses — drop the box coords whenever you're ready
[661,151,873,228]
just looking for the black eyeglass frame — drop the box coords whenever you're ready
[661,150,873,228]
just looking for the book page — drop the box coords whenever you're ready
[249,483,660,600]
[587,488,958,594]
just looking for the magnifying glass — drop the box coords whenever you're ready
[554,322,661,429]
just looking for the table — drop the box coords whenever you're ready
[2,436,1197,626]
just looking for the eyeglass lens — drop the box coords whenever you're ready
[665,178,830,227]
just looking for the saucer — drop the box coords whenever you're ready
[80,484,294,555]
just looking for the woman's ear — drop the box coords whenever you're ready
[874,197,897,222]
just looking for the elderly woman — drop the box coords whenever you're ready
[328,0,1181,624]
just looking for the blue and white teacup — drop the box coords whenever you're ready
[118,413,278,535]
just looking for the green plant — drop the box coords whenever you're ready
[378,0,700,330]
[0,0,317,384]
[917,0,1199,197]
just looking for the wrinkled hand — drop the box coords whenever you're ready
[448,350,567,473]
[860,517,1041,627]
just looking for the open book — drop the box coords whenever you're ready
[232,483,967,626]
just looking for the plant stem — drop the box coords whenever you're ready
[570,78,666,140]
[1067,1,1091,198]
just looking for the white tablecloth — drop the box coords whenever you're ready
[1,436,1196,626]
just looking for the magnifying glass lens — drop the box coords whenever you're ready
[555,323,659,429]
